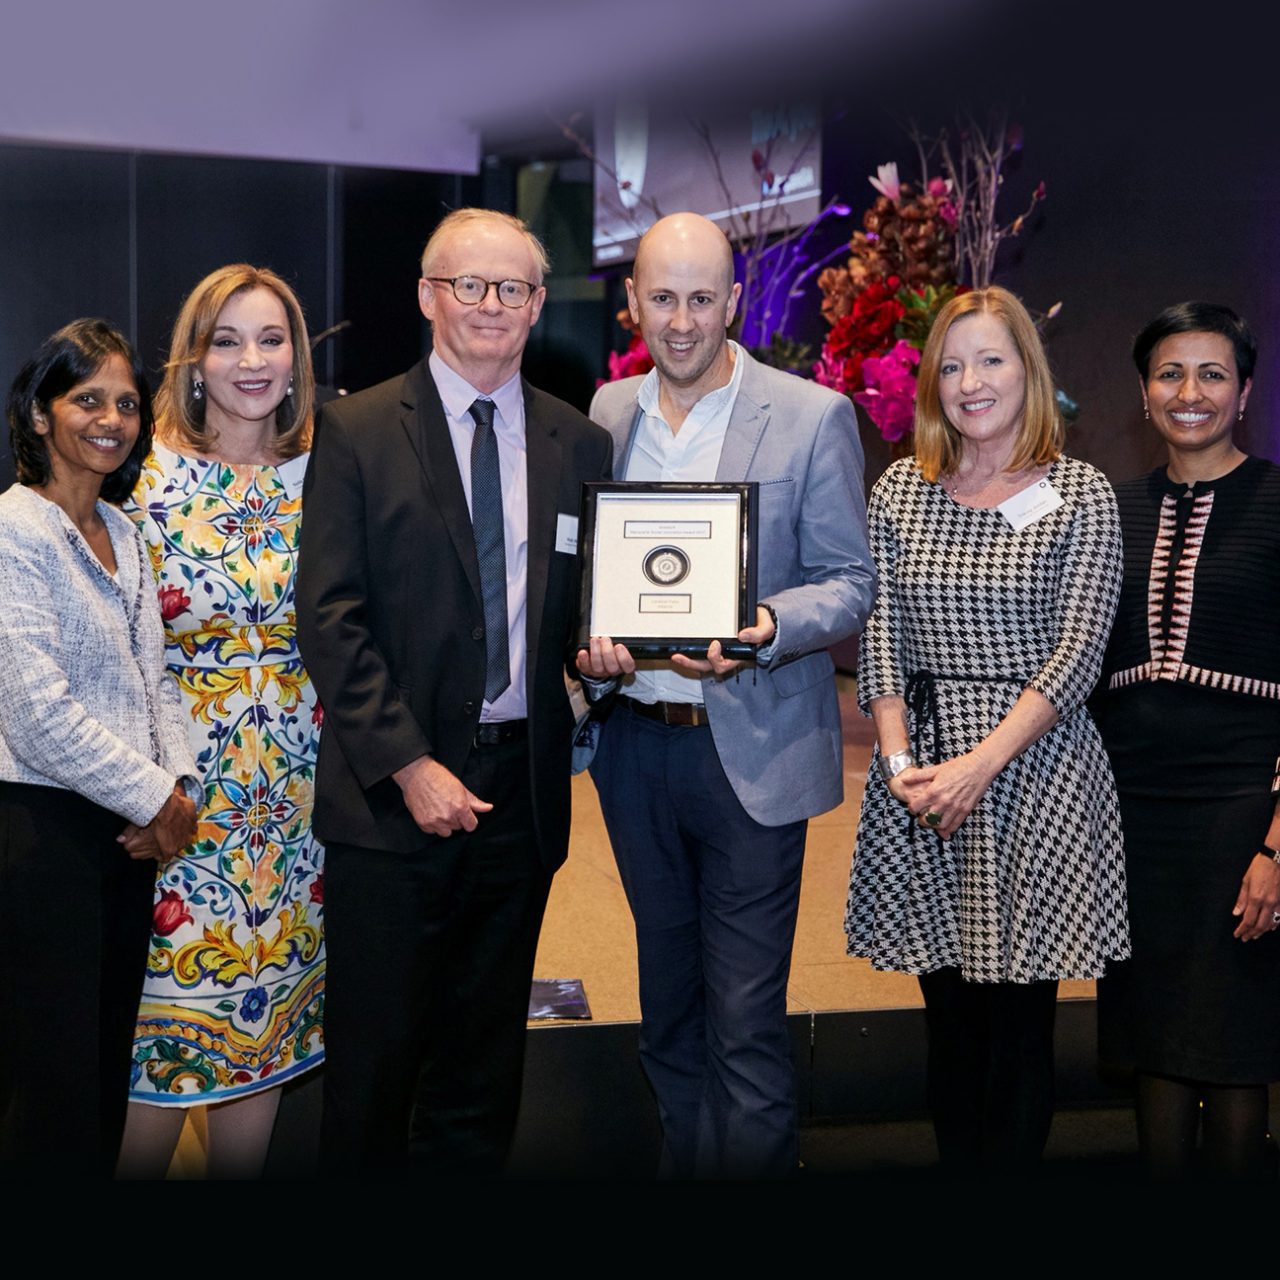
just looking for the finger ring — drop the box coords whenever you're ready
[924,811,943,828]
[1272,911,1280,926]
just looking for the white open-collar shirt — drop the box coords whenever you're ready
[621,340,745,706]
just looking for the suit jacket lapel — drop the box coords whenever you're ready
[715,351,770,481]
[399,359,482,607]
[614,404,644,476]
[523,380,561,680]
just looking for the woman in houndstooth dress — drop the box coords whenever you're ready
[845,287,1128,1170]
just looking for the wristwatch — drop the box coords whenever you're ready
[877,749,917,783]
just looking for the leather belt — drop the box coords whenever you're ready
[473,719,528,746]
[620,696,709,727]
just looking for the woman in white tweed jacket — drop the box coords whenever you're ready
[0,319,198,1177]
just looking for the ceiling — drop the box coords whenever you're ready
[0,0,987,172]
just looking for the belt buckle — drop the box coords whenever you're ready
[660,701,705,727]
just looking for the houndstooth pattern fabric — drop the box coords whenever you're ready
[845,457,1130,982]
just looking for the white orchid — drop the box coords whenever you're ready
[868,162,901,202]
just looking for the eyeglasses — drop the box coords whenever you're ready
[426,276,539,308]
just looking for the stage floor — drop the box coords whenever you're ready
[532,676,1096,1024]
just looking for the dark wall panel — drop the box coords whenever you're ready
[0,147,133,488]
[336,166,479,394]
[0,144,491,491]
[133,153,332,388]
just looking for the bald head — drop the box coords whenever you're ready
[633,213,736,294]
[626,212,742,401]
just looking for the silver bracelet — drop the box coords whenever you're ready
[877,749,917,783]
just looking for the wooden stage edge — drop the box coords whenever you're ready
[511,1001,1122,1177]
[533,675,1097,1026]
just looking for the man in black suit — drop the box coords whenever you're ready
[297,208,612,1175]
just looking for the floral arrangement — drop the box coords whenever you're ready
[816,118,1052,444]
[601,308,654,385]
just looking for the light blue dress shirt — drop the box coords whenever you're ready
[429,350,528,722]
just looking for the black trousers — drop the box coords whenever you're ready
[918,967,1059,1172]
[320,738,553,1177]
[0,782,155,1177]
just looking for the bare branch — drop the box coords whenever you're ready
[550,110,664,230]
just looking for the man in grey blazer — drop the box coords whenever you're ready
[577,212,875,1177]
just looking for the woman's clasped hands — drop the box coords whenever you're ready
[888,750,1000,841]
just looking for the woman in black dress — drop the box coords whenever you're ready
[1095,302,1280,1180]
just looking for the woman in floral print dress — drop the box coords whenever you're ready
[115,266,323,1179]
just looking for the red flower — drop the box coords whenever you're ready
[153,888,192,937]
[847,278,906,350]
[841,350,868,393]
[816,314,876,395]
[309,874,324,905]
[311,702,324,728]
[157,584,191,622]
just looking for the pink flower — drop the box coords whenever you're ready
[602,334,655,385]
[853,340,921,443]
[868,162,901,202]
[938,201,958,230]
[926,176,951,198]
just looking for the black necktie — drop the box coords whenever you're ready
[468,398,511,702]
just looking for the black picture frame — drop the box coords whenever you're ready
[576,481,759,659]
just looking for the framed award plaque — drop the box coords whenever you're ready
[576,481,759,659]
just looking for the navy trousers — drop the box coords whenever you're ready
[590,701,806,1178]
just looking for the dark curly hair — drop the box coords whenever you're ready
[6,318,153,504]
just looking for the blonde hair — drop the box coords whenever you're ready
[914,286,1062,484]
[419,208,550,284]
[155,264,314,458]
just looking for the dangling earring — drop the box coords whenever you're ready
[285,377,294,399]
[192,378,204,402]
[1238,409,1245,422]
[1143,405,1149,421]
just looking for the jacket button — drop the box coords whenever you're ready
[462,700,476,715]
[472,626,484,641]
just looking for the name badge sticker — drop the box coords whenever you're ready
[998,480,1064,531]
[555,512,579,555]
[277,454,308,503]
